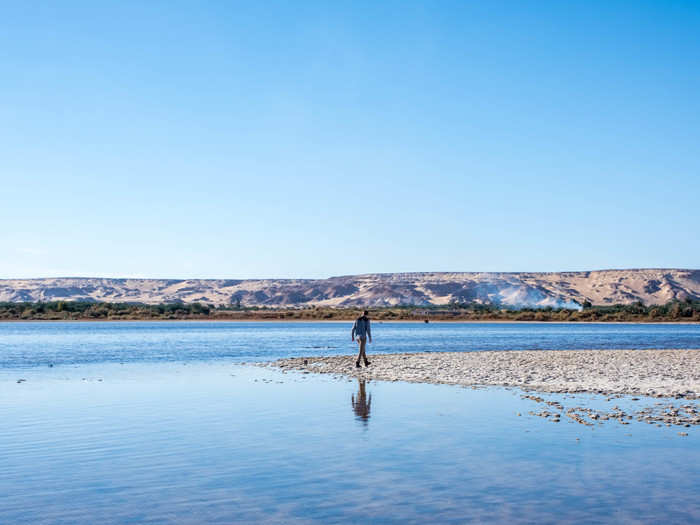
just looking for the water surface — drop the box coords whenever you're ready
[1,363,698,524]
[2,321,698,369]
[1,322,699,523]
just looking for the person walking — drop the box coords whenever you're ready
[351,310,372,368]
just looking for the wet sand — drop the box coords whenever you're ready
[267,349,700,399]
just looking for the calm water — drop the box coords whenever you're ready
[1,322,699,524]
[1,321,699,368]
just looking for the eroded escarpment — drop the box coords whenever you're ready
[1,269,698,307]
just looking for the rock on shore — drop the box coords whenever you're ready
[269,349,700,399]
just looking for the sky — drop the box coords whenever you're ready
[1,1,699,279]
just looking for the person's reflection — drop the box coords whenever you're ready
[351,379,372,425]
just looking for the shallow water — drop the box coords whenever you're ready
[1,363,698,524]
[1,321,699,368]
[1,322,699,523]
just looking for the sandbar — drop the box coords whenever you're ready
[267,349,700,399]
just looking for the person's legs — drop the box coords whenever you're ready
[356,337,366,366]
[360,337,369,366]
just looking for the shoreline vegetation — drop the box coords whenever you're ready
[1,299,699,322]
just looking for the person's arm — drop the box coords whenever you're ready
[351,320,357,341]
[367,319,372,343]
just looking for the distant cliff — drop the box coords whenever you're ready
[1,269,698,308]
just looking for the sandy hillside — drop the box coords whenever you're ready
[0,269,697,307]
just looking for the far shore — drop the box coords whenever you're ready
[3,299,699,323]
[2,318,700,325]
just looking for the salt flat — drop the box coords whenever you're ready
[271,349,700,399]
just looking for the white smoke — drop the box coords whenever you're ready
[495,286,582,310]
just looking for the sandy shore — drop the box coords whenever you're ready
[267,349,700,399]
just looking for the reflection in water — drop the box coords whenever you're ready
[2,365,700,524]
[351,379,372,425]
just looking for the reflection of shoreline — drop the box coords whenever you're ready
[352,379,372,425]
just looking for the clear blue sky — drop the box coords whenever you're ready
[2,1,698,279]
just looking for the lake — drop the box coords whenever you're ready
[1,322,699,524]
[1,321,699,368]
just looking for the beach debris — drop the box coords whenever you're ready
[520,394,700,429]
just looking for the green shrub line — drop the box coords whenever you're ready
[0,299,698,322]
